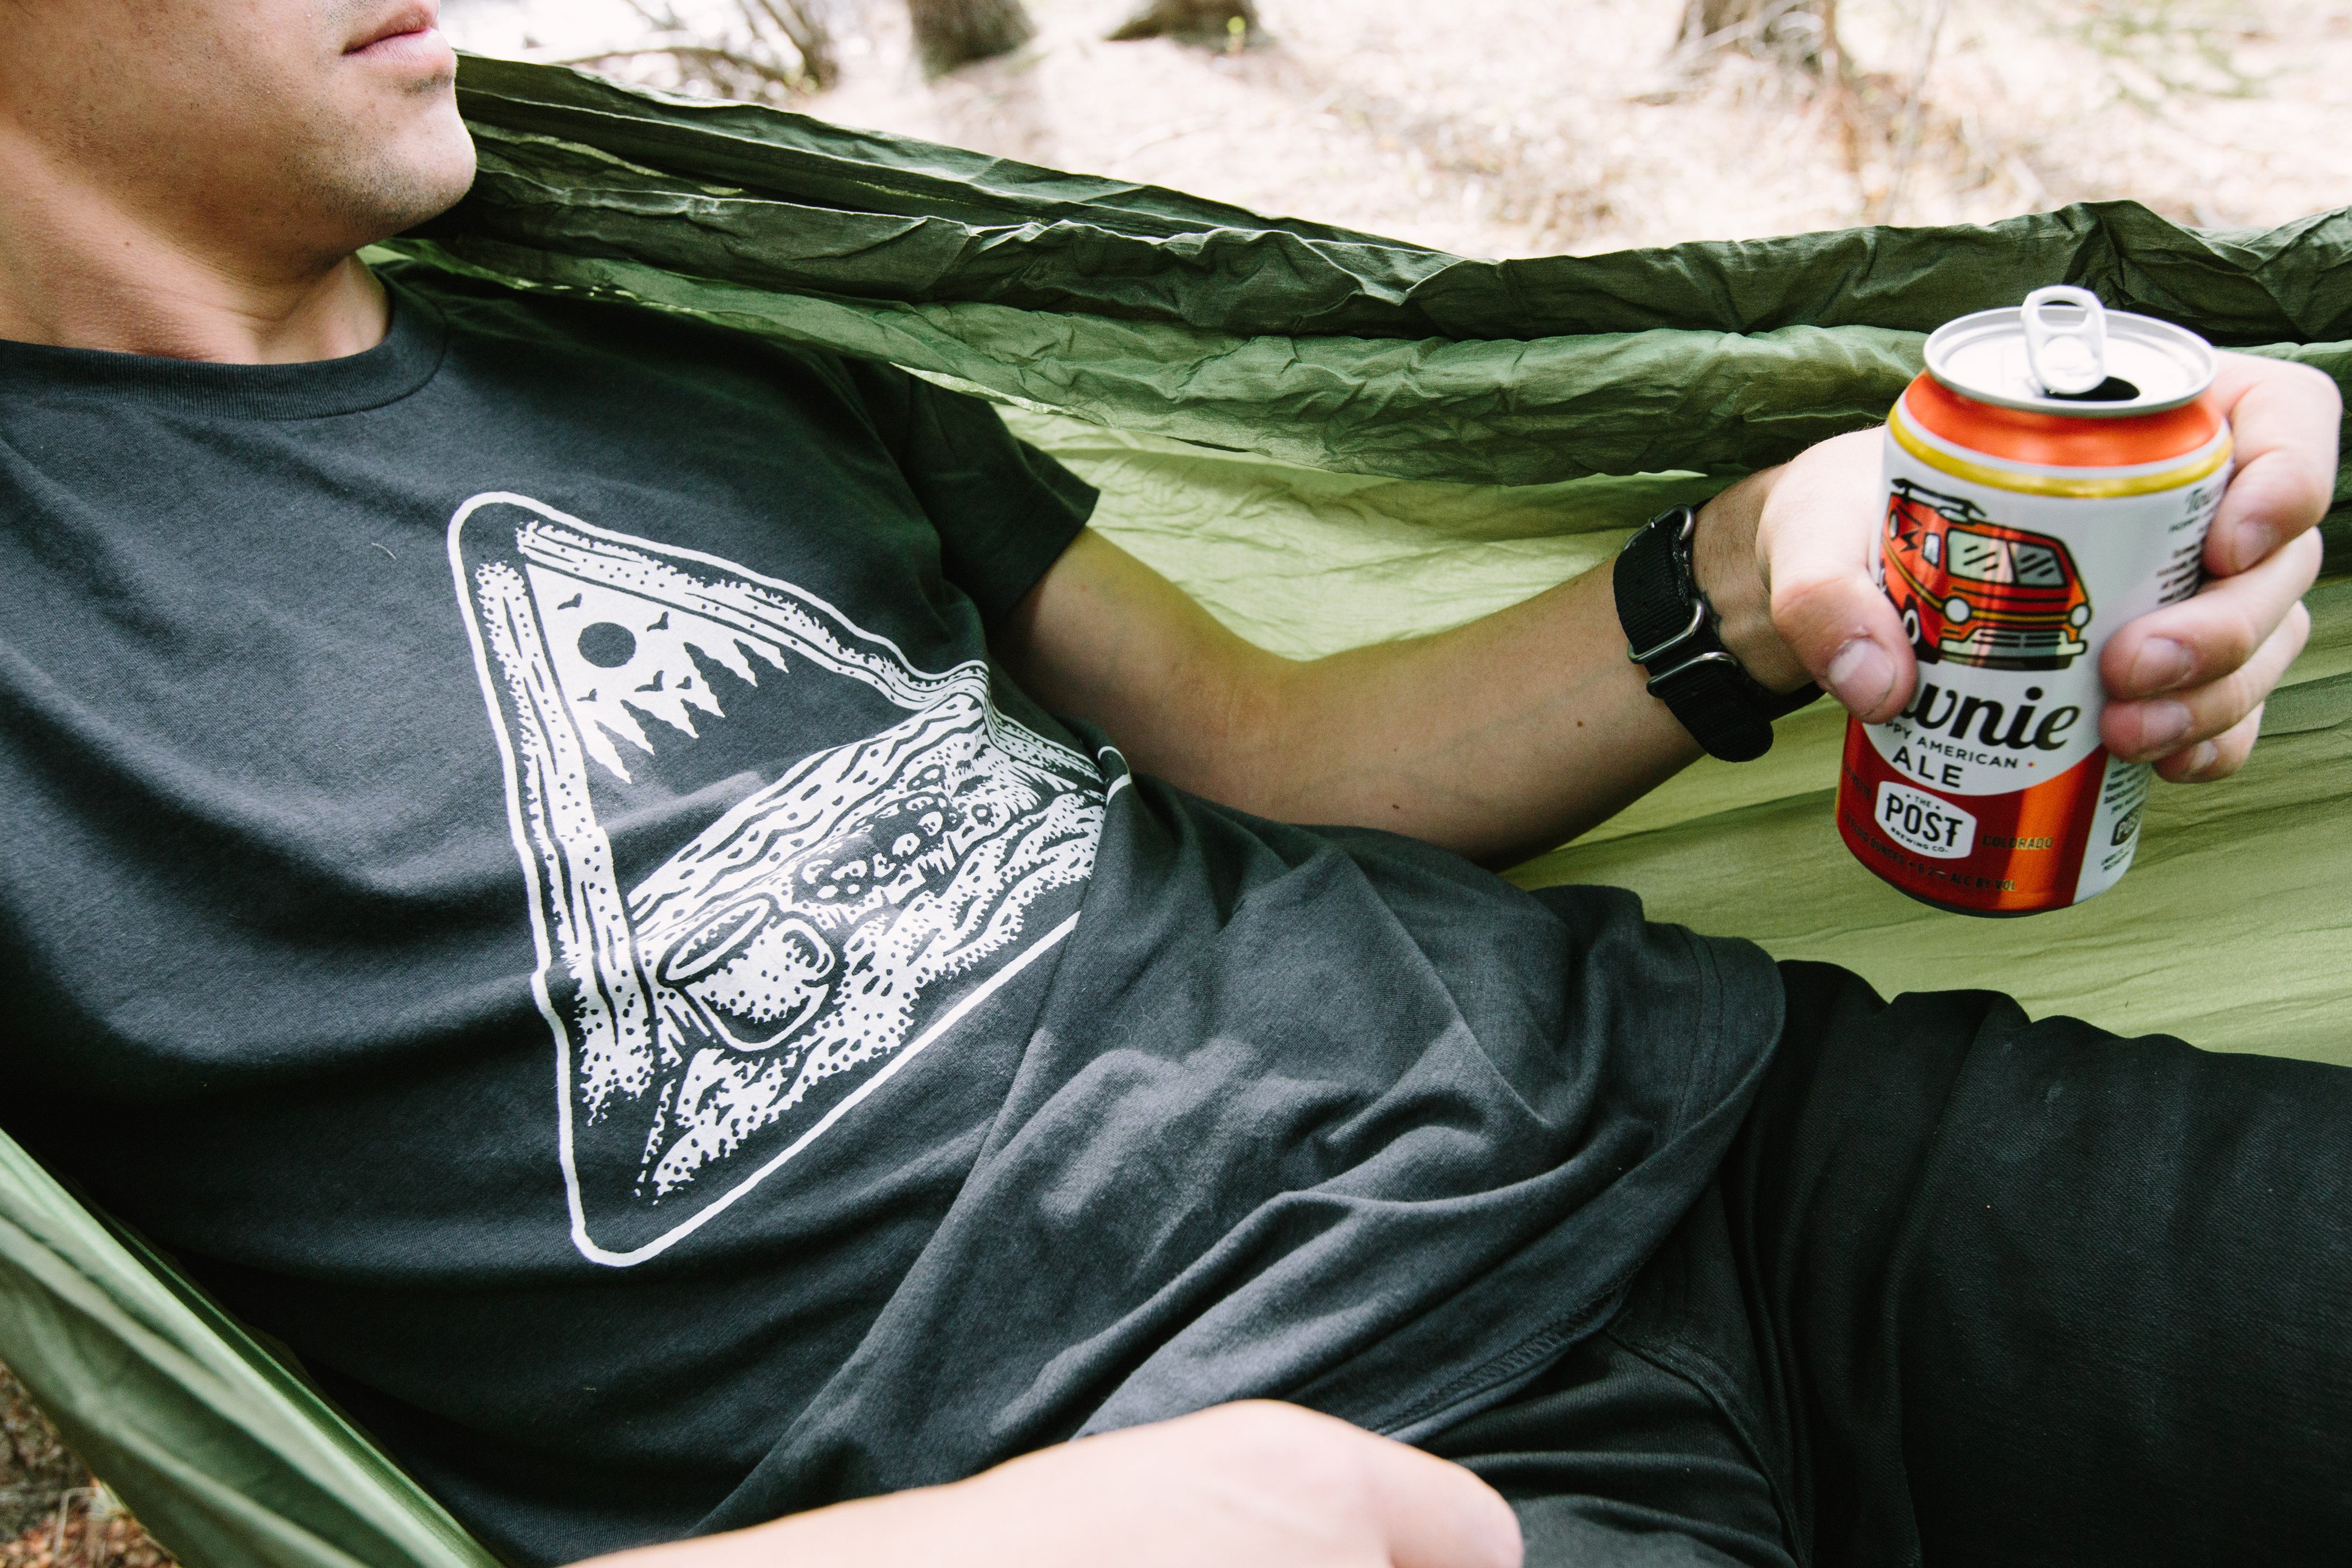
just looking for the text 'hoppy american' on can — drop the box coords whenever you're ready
[1836,285,2231,916]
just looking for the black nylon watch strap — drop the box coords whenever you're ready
[1612,505,1819,762]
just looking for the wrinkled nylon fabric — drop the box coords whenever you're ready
[3,53,2347,1568]
[392,57,2352,504]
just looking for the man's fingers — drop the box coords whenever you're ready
[2100,526,2322,703]
[1750,353,2336,733]
[1050,1403,1521,1568]
[2211,446,2336,578]
[2103,598,2309,766]
[2121,354,2335,782]
[1353,1432,1522,1568]
[1757,428,1918,721]
[2206,354,2341,577]
[1773,571,1914,721]
[2154,703,2266,784]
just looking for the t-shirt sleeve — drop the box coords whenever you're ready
[845,361,1099,628]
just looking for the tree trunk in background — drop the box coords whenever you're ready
[1107,0,1263,48]
[906,0,1036,78]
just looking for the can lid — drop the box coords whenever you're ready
[1925,286,2216,417]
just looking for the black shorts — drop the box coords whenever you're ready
[1428,961,2352,1567]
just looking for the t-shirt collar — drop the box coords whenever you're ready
[0,274,447,420]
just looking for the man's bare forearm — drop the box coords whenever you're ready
[1214,563,1702,866]
[998,476,1793,868]
[1231,470,1811,864]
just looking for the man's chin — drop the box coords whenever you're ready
[316,120,478,253]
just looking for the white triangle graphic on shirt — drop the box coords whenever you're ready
[450,492,1107,1267]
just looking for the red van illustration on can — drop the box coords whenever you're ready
[1879,478,2092,669]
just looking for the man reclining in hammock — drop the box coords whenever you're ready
[1,4,2344,1567]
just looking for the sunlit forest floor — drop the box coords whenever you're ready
[446,0,2352,257]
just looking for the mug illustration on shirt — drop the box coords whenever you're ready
[450,493,1108,1266]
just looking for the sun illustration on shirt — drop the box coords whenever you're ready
[532,575,775,781]
[451,493,1108,1267]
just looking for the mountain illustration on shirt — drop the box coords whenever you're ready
[450,493,1107,1266]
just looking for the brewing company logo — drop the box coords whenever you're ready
[450,493,1107,1266]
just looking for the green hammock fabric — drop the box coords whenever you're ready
[3,53,2347,1568]
[0,1142,499,1568]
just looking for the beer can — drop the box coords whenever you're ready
[1836,286,2232,916]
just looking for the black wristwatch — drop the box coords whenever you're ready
[1612,504,1819,762]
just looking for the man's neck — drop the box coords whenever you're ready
[0,149,388,366]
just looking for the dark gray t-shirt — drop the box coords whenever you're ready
[0,268,1783,1566]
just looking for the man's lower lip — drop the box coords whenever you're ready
[347,27,455,67]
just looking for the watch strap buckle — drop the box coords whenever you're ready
[1626,598,1709,670]
[1612,503,1817,762]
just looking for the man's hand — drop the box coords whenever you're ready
[1700,351,2339,783]
[578,1403,1522,1568]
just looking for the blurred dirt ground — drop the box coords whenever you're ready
[447,0,2352,258]
[1,1367,169,1568]
[0,1501,173,1568]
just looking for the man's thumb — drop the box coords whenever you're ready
[1821,631,1909,721]
[1756,431,1917,724]
[1763,567,1913,723]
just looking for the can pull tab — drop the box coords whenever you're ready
[2021,285,2109,396]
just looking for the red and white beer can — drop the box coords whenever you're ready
[1836,287,2232,916]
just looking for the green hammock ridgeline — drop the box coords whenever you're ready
[5,53,2348,1568]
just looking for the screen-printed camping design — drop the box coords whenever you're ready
[450,493,1105,1266]
[1881,478,2092,670]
